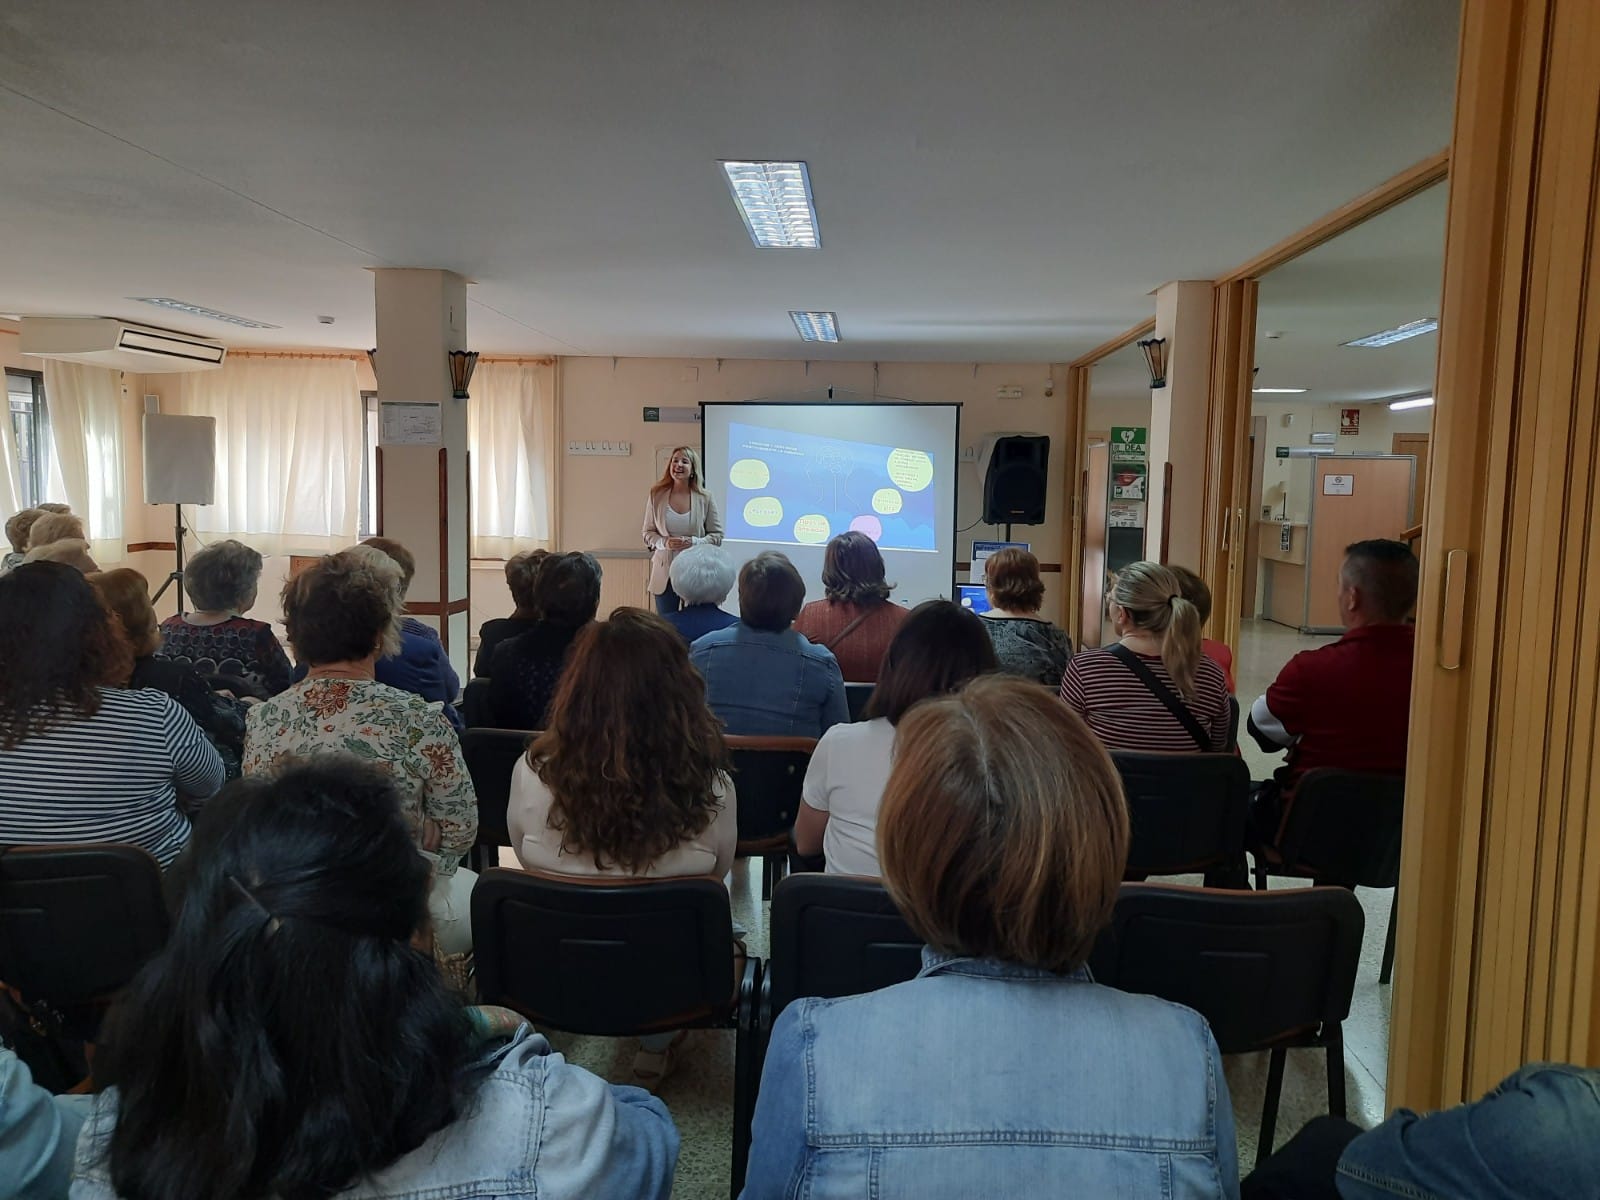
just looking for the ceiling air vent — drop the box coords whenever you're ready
[19,317,227,373]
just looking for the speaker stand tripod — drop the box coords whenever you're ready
[149,503,189,616]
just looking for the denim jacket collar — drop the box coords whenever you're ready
[918,946,1094,983]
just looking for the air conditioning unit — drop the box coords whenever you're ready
[18,317,227,373]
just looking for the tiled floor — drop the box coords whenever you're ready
[528,618,1396,1197]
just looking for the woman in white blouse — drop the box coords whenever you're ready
[792,600,997,876]
[642,446,724,615]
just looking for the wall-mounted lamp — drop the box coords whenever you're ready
[1138,337,1169,389]
[448,350,480,400]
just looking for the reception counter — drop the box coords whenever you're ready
[1259,521,1310,628]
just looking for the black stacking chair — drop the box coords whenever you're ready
[461,677,493,728]
[460,727,533,872]
[471,869,759,1198]
[844,683,875,722]
[1251,769,1405,983]
[1089,882,1364,1168]
[1111,751,1251,879]
[726,735,816,900]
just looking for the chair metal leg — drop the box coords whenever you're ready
[1326,1024,1347,1119]
[1257,1047,1286,1169]
[1380,891,1398,985]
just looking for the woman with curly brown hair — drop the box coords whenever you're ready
[508,606,736,1088]
[0,562,224,866]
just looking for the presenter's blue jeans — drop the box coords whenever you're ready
[654,582,681,616]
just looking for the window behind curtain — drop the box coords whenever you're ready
[4,369,49,508]
[358,391,378,537]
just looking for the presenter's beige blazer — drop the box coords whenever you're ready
[642,489,724,595]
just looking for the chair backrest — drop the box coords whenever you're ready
[725,735,816,845]
[844,683,875,722]
[1278,769,1406,888]
[472,869,736,1035]
[1089,883,1364,1054]
[0,844,169,1007]
[460,728,533,850]
[1226,695,1240,753]
[461,677,493,728]
[1111,751,1251,876]
[768,874,924,1019]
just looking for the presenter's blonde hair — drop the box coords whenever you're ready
[650,446,708,498]
[1108,560,1204,700]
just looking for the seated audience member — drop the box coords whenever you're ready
[91,567,248,778]
[74,759,678,1200]
[1169,564,1235,693]
[794,600,997,876]
[21,510,98,574]
[1241,1062,1599,1200]
[242,551,478,954]
[980,547,1073,684]
[487,551,602,731]
[0,563,224,867]
[509,607,736,1088]
[792,531,908,682]
[692,552,848,737]
[2,505,49,574]
[356,537,463,728]
[0,1046,92,1200]
[744,675,1238,1197]
[1060,560,1231,753]
[1246,539,1418,850]
[474,549,549,676]
[159,538,293,696]
[662,543,739,644]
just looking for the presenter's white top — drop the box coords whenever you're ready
[801,716,897,877]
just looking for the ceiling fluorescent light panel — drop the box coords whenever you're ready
[1252,387,1307,394]
[790,310,839,343]
[1342,318,1438,348]
[1389,396,1435,411]
[131,297,279,329]
[721,161,821,249]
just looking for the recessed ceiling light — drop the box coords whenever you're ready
[129,297,280,329]
[721,161,821,249]
[790,310,839,343]
[1252,387,1307,394]
[1389,395,1435,411]
[1343,318,1438,348]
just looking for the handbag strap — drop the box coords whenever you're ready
[825,610,874,651]
[1107,644,1210,751]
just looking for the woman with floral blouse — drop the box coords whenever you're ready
[242,550,479,954]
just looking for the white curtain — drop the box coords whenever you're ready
[175,357,362,555]
[468,361,555,558]
[42,360,125,561]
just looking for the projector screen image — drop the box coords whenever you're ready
[702,402,961,610]
[724,421,937,552]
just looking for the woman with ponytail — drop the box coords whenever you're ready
[1059,560,1231,753]
[75,758,678,1200]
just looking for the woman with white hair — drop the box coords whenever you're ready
[664,543,739,645]
[158,538,292,696]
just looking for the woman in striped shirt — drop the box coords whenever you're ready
[0,563,225,867]
[1060,561,1232,754]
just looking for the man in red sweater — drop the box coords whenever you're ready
[1246,538,1419,849]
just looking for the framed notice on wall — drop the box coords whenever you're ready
[1341,408,1361,436]
[1323,474,1355,496]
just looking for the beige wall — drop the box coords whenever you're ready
[555,356,1070,622]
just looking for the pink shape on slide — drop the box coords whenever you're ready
[850,514,883,540]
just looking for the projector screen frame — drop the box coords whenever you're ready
[699,399,963,608]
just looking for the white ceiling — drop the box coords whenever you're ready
[0,1,1460,362]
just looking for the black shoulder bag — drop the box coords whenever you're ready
[1107,644,1210,751]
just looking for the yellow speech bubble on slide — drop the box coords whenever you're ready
[872,487,903,514]
[793,514,831,544]
[743,496,783,527]
[729,458,771,490]
[886,448,934,492]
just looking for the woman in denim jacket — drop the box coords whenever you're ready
[742,675,1239,1199]
[72,758,677,1200]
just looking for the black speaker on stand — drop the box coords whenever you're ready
[982,435,1050,537]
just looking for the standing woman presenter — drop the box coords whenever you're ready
[643,447,723,615]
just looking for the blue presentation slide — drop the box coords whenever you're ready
[724,421,938,552]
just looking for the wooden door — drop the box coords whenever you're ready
[1305,456,1415,629]
[1242,416,1267,617]
[1080,441,1109,649]
[1392,433,1431,518]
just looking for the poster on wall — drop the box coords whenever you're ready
[1108,503,1142,529]
[1340,408,1361,436]
[1110,426,1148,458]
[1323,474,1355,496]
[1110,461,1147,501]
